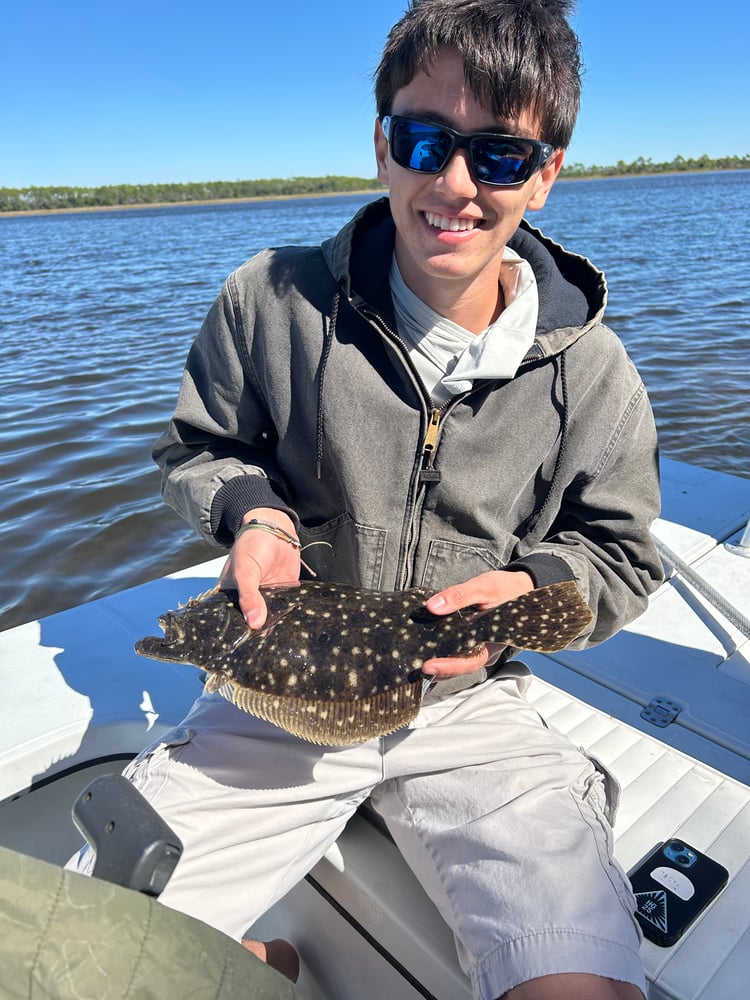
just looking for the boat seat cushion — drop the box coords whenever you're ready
[0,845,300,999]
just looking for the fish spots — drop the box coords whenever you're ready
[136,580,592,743]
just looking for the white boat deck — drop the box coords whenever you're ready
[1,456,748,999]
[529,457,750,785]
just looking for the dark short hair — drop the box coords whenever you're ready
[374,0,582,149]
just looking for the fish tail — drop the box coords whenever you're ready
[482,581,593,652]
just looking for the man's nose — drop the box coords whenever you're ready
[435,148,478,196]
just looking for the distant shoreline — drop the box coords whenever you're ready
[0,188,385,219]
[2,166,747,218]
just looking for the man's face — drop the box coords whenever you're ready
[375,47,563,328]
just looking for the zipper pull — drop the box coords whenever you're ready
[420,408,442,483]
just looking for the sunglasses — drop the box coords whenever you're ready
[381,115,554,187]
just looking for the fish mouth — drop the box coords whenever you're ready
[159,611,186,647]
[135,611,189,662]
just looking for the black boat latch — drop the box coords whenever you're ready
[640,696,682,728]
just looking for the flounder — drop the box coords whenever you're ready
[136,580,592,746]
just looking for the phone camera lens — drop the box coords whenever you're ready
[664,840,697,867]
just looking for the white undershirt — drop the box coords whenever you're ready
[390,247,539,405]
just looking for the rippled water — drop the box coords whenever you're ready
[1,174,748,632]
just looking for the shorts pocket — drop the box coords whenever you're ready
[580,749,621,827]
[123,727,195,793]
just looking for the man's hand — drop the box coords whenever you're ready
[422,569,535,679]
[219,508,300,628]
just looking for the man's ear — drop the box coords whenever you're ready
[374,118,390,186]
[526,148,565,211]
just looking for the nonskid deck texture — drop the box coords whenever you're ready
[273,675,750,1000]
[529,458,750,786]
[525,678,750,1000]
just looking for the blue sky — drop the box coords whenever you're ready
[2,0,748,187]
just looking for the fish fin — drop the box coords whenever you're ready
[224,680,425,746]
[181,583,222,609]
[204,672,230,694]
[481,580,593,652]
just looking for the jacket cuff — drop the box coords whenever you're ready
[209,476,299,546]
[506,552,575,589]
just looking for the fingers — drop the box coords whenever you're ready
[425,570,535,615]
[422,644,490,679]
[219,509,302,628]
[221,550,269,628]
[421,570,534,679]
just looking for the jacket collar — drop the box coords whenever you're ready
[320,197,608,349]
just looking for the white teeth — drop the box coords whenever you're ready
[425,211,479,232]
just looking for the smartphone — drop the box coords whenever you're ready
[628,839,728,946]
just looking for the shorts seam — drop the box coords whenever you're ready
[470,928,645,996]
[569,779,640,930]
[389,778,466,949]
[248,787,374,926]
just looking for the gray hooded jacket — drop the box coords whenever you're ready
[154,198,662,677]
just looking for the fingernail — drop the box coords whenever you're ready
[428,595,447,611]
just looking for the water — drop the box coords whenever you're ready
[1,174,748,632]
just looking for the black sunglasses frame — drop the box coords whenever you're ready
[381,115,554,188]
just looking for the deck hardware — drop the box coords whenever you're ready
[726,518,750,559]
[640,696,682,728]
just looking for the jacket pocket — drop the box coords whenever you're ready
[419,538,506,590]
[298,514,387,589]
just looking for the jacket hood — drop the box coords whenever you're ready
[320,196,608,356]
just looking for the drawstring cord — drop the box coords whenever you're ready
[316,284,343,479]
[313,279,569,545]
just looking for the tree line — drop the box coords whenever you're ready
[1,155,748,212]
[559,153,749,178]
[0,175,384,213]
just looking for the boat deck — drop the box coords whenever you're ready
[530,457,750,785]
[1,457,748,999]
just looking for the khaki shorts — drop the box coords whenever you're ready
[70,664,645,999]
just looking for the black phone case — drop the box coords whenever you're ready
[628,839,728,946]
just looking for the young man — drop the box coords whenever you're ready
[80,2,663,996]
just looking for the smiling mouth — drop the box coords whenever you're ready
[424,211,483,232]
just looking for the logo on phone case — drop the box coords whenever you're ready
[635,890,668,932]
[649,865,695,900]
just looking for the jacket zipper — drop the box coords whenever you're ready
[357,303,452,587]
[358,303,443,456]
[421,406,442,481]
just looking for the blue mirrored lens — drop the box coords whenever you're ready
[392,121,451,173]
[390,119,535,185]
[472,137,531,184]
